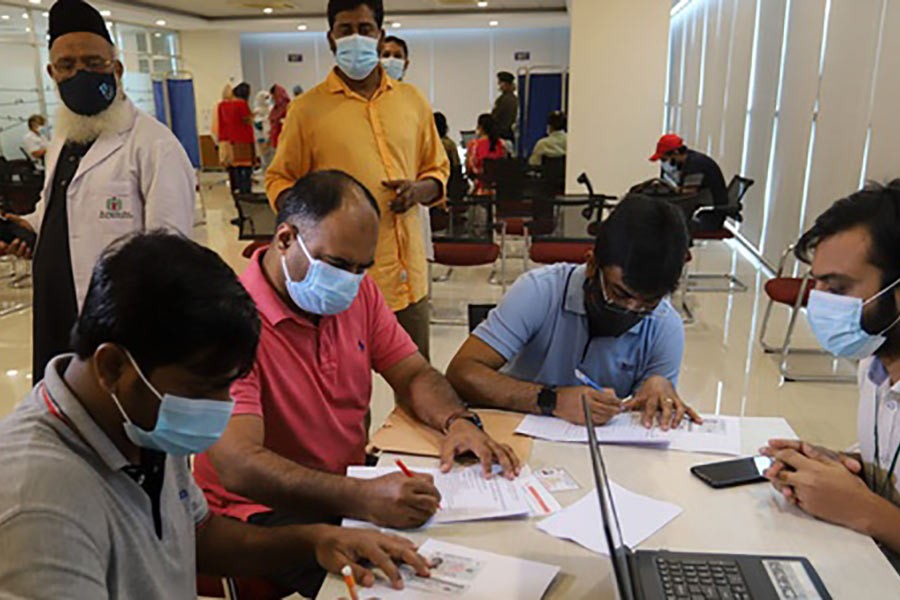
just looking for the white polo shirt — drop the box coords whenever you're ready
[857,357,900,504]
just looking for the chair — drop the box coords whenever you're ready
[468,303,496,332]
[758,244,855,383]
[430,197,505,326]
[233,193,276,240]
[0,158,42,303]
[685,175,754,293]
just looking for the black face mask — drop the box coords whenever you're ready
[584,278,646,338]
[58,70,117,116]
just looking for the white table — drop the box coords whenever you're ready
[317,418,900,599]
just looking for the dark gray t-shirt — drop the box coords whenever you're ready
[0,355,209,599]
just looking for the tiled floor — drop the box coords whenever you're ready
[0,173,862,452]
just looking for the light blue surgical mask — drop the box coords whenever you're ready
[110,350,235,456]
[335,34,380,81]
[807,277,900,359]
[381,57,406,81]
[282,231,364,315]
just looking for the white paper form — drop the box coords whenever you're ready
[358,538,560,600]
[344,464,558,528]
[537,483,682,555]
[516,412,743,455]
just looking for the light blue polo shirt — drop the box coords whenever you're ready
[473,263,684,398]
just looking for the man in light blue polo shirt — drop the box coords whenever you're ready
[447,193,701,429]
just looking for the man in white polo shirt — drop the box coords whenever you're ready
[0,232,430,598]
[762,181,900,566]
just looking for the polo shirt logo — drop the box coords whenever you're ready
[179,489,189,501]
[358,340,366,352]
[99,196,134,220]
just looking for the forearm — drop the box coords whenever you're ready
[446,359,542,414]
[197,514,324,577]
[415,177,443,205]
[211,445,366,521]
[864,495,900,554]
[400,367,467,431]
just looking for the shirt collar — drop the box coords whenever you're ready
[41,354,131,473]
[563,264,588,315]
[867,357,900,396]
[241,247,307,328]
[325,65,394,99]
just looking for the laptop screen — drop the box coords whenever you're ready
[584,399,638,600]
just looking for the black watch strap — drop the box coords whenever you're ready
[538,386,557,416]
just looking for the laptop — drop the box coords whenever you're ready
[583,399,832,600]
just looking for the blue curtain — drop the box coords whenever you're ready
[166,79,201,169]
[517,73,565,159]
[152,80,166,124]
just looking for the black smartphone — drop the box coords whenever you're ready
[690,456,773,489]
[0,217,36,250]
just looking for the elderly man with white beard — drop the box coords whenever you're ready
[0,0,195,381]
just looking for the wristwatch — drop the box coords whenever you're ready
[443,410,484,434]
[538,386,558,416]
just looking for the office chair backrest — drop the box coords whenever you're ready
[233,193,277,240]
[540,155,566,192]
[726,175,754,209]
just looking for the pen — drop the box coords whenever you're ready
[341,565,359,600]
[395,459,415,478]
[574,368,604,392]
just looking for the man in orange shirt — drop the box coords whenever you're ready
[265,0,448,358]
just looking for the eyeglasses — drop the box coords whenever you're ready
[51,57,114,78]
[597,270,658,317]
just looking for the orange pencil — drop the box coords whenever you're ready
[341,565,359,600]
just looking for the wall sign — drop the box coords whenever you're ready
[287,53,303,63]
[514,51,531,61]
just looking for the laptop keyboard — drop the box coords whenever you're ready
[656,557,751,600]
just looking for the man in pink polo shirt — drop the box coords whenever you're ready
[194,170,518,595]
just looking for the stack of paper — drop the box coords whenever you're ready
[359,539,560,599]
[537,483,682,555]
[344,464,560,530]
[515,412,742,455]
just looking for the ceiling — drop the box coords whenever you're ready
[106,0,567,20]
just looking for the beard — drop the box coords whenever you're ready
[53,85,130,145]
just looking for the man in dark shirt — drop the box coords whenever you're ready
[492,71,518,141]
[650,133,729,230]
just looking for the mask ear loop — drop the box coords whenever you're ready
[864,274,900,336]
[120,348,164,403]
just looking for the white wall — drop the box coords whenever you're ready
[669,0,900,266]
[566,0,670,196]
[239,27,570,146]
[180,30,244,134]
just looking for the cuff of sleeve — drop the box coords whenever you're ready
[472,329,516,362]
[374,346,419,375]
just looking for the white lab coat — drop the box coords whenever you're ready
[26,98,196,309]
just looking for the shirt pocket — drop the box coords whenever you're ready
[92,181,141,238]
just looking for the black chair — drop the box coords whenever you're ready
[540,155,566,195]
[686,175,754,293]
[232,193,276,241]
[468,303,496,332]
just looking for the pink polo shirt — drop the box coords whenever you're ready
[193,249,418,521]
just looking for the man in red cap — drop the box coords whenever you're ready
[650,133,728,230]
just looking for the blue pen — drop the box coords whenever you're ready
[574,368,604,391]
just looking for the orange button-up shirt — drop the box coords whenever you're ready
[265,68,450,312]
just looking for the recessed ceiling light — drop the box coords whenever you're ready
[391,22,401,28]
[105,21,112,28]
[297,24,307,31]
[1,15,10,20]
[155,19,166,26]
[489,20,499,27]
[100,10,112,17]
[5,370,18,377]
[263,7,273,14]
[154,32,161,37]
[478,1,488,7]
[41,11,48,17]
[22,12,29,19]
[28,0,41,5]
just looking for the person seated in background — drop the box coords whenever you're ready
[528,110,567,167]
[466,113,508,194]
[22,114,49,166]
[649,133,728,230]
[0,231,431,598]
[434,112,460,173]
[761,181,900,567]
[446,193,700,428]
[194,171,519,594]
[381,35,408,81]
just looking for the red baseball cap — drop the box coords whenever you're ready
[649,133,685,161]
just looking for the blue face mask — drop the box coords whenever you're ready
[282,231,364,315]
[109,350,235,456]
[381,57,406,81]
[335,34,380,81]
[807,277,900,359]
